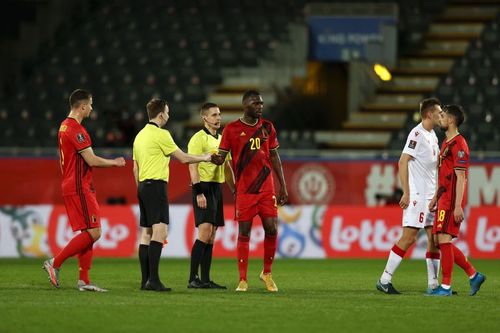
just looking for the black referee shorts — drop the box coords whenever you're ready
[192,182,224,227]
[138,179,169,227]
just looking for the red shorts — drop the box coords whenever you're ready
[432,208,460,238]
[235,191,278,222]
[63,192,101,232]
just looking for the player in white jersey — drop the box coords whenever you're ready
[377,98,442,294]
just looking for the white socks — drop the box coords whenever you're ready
[426,258,440,288]
[380,250,404,284]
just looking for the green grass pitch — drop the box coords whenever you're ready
[0,258,498,332]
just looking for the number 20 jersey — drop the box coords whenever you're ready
[219,118,279,194]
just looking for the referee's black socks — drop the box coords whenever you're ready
[148,241,163,283]
[201,243,213,283]
[139,244,149,287]
[190,239,207,282]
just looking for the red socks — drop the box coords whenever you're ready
[452,243,476,277]
[78,243,94,284]
[392,244,406,258]
[263,234,277,274]
[237,234,278,279]
[237,235,250,281]
[425,251,440,260]
[439,243,454,286]
[440,242,477,286]
[53,231,94,268]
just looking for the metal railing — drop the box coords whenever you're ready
[1,147,499,161]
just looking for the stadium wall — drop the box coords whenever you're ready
[2,158,500,206]
[1,158,499,258]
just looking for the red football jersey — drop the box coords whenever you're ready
[437,134,469,210]
[219,118,279,194]
[58,117,94,196]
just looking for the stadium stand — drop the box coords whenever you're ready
[328,1,500,150]
[393,8,500,152]
[1,0,305,148]
[1,0,499,151]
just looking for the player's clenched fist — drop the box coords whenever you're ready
[114,157,126,167]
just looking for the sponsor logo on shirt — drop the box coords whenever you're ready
[240,132,246,136]
[415,131,420,137]
[76,133,85,143]
[408,140,417,149]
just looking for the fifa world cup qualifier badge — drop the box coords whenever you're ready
[457,150,467,164]
[76,133,86,143]
[408,140,417,149]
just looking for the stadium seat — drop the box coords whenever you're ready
[2,0,458,149]
[436,84,456,102]
[467,104,484,123]
[482,85,498,107]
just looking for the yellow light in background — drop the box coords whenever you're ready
[373,63,392,81]
[413,111,421,122]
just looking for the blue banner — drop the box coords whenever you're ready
[308,16,397,62]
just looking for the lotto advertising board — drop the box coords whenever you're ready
[1,205,499,259]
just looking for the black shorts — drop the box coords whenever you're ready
[192,182,224,227]
[138,179,169,227]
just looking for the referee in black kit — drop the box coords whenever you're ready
[133,98,212,292]
[187,102,234,289]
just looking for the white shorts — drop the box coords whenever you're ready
[402,197,434,228]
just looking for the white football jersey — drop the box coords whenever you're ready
[401,122,439,199]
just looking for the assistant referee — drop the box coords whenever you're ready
[187,102,234,289]
[133,98,212,292]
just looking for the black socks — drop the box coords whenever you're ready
[189,239,207,281]
[139,244,149,287]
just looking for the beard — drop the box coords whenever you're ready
[439,124,448,131]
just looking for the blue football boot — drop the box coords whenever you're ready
[469,272,486,296]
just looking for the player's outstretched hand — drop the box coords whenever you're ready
[114,157,126,167]
[210,153,224,165]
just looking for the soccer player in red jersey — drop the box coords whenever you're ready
[43,89,126,291]
[428,105,486,296]
[211,90,288,292]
